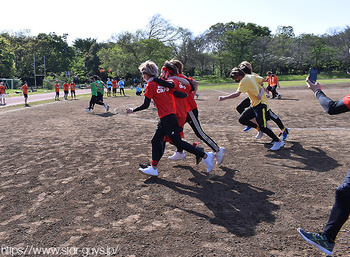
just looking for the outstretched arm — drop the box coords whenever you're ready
[218,91,241,101]
[126,97,151,114]
[306,77,350,115]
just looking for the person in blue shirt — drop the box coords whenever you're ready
[106,78,112,97]
[118,80,126,96]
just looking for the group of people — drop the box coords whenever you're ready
[218,61,289,151]
[126,59,226,176]
[124,59,349,255]
[0,80,29,107]
[54,80,77,101]
[104,78,126,97]
[85,75,110,113]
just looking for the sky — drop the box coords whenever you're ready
[2,0,350,45]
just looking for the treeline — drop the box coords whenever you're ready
[1,14,350,85]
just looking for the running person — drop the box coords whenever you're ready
[297,78,350,255]
[266,72,281,99]
[168,59,226,165]
[237,61,290,141]
[219,67,284,151]
[126,60,214,177]
[70,81,76,99]
[85,76,109,113]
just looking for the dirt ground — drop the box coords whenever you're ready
[1,83,350,256]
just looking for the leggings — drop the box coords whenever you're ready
[71,90,76,98]
[186,108,220,152]
[323,170,350,242]
[89,95,104,109]
[239,104,279,142]
[237,97,285,130]
[151,114,205,163]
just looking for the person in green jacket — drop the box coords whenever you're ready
[85,76,109,113]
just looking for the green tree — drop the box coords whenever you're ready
[0,36,16,77]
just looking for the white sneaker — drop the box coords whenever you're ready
[202,152,214,172]
[139,166,158,176]
[215,147,226,165]
[105,103,110,112]
[270,140,285,151]
[85,108,91,113]
[168,151,186,160]
[255,130,264,139]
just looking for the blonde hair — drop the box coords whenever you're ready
[139,60,159,77]
[170,59,183,74]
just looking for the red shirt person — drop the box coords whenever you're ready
[126,60,214,177]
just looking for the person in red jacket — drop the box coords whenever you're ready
[63,80,69,100]
[54,81,60,101]
[0,80,6,106]
[297,78,350,255]
[126,60,214,177]
[168,59,226,165]
[21,81,29,107]
[70,81,76,100]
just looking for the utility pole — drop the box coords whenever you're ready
[63,33,69,79]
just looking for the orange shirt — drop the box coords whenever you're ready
[55,84,60,92]
[70,83,76,90]
[0,85,5,94]
[112,80,118,88]
[269,75,279,86]
[63,83,69,91]
[21,84,28,94]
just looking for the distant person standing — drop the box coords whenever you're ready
[54,81,60,101]
[0,80,6,106]
[63,80,69,100]
[118,80,126,96]
[106,78,112,97]
[21,81,29,107]
[70,81,76,100]
[112,78,118,97]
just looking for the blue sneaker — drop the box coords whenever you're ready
[243,126,252,132]
[298,228,334,255]
[282,128,290,141]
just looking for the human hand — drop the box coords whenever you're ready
[218,96,226,101]
[126,108,133,114]
[306,77,322,93]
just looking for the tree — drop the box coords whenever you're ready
[0,36,16,77]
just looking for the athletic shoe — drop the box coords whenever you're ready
[168,151,186,160]
[243,126,252,132]
[105,103,110,112]
[255,130,264,139]
[297,228,334,255]
[195,147,204,165]
[139,166,158,176]
[270,140,284,151]
[266,94,270,98]
[278,94,282,99]
[85,108,91,113]
[202,152,214,172]
[215,147,226,165]
[282,128,290,141]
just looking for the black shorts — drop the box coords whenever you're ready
[23,94,28,98]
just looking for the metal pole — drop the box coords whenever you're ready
[33,54,37,89]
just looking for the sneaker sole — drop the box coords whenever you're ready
[216,148,226,165]
[138,168,158,177]
[297,228,332,255]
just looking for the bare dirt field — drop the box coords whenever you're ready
[1,83,350,256]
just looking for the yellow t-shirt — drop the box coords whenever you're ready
[238,74,269,109]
